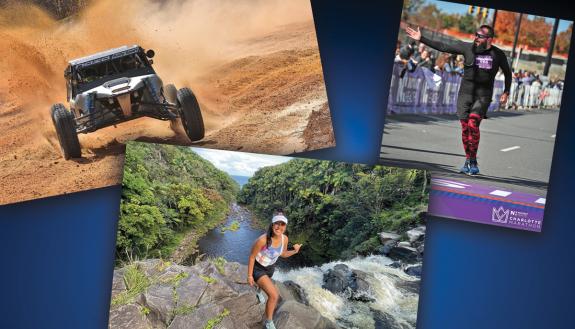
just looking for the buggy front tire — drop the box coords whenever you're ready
[51,104,81,160]
[176,87,205,141]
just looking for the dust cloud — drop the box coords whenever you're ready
[0,0,312,108]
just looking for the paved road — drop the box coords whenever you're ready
[380,109,559,196]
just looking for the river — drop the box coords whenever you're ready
[198,203,263,265]
[197,203,419,329]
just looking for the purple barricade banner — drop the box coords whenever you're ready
[428,177,544,232]
[387,63,504,114]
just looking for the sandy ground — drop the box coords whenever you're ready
[0,1,334,205]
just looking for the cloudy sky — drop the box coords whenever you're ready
[192,148,292,177]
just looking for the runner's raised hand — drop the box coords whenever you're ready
[405,26,421,41]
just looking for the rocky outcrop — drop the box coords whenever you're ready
[322,264,375,303]
[404,264,423,278]
[378,228,425,280]
[379,232,401,245]
[406,226,426,243]
[109,259,334,329]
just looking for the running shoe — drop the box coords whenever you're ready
[460,159,470,174]
[469,159,480,175]
[264,320,277,329]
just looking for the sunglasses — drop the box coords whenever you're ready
[475,33,491,39]
[273,221,286,227]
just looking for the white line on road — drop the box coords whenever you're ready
[500,146,521,152]
[489,190,512,197]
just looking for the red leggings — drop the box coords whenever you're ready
[460,113,482,159]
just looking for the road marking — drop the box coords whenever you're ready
[432,179,469,189]
[535,198,546,205]
[500,146,520,152]
[489,190,512,197]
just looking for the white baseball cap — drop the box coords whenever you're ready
[272,214,288,224]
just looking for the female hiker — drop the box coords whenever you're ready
[247,212,302,329]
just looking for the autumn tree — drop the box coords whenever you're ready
[555,22,573,54]
[402,0,425,21]
[494,11,518,44]
[521,16,552,48]
[410,4,444,30]
[458,13,478,34]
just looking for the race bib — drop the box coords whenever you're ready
[475,55,493,69]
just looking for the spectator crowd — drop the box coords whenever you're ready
[394,39,565,110]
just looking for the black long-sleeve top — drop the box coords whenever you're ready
[420,34,512,97]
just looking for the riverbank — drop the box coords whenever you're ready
[110,254,420,329]
[168,204,237,265]
[109,258,335,329]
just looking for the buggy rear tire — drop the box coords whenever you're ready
[164,83,178,104]
[176,87,205,141]
[51,103,81,160]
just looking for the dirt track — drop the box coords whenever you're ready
[0,1,334,205]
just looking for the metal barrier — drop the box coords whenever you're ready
[387,63,563,114]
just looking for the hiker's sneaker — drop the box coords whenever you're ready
[460,159,470,174]
[469,159,480,175]
[264,320,277,329]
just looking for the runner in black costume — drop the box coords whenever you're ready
[405,25,512,175]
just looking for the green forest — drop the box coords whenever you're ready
[238,160,429,263]
[119,143,429,266]
[118,143,239,263]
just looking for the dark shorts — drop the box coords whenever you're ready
[457,93,492,119]
[252,261,275,282]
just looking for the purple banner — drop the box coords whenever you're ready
[428,177,544,232]
[387,63,504,114]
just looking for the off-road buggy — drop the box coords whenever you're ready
[51,45,204,159]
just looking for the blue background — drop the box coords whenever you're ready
[0,0,573,328]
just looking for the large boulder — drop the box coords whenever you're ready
[395,279,421,295]
[388,245,419,263]
[142,284,176,327]
[372,309,412,329]
[350,270,375,302]
[108,304,154,329]
[397,241,412,248]
[277,280,309,306]
[322,264,375,302]
[222,292,265,329]
[322,264,351,293]
[379,232,401,244]
[274,300,336,329]
[404,264,423,278]
[109,259,335,329]
[406,226,426,243]
[168,303,235,329]
[175,273,208,308]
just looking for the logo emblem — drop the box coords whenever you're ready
[475,55,493,69]
[492,206,509,223]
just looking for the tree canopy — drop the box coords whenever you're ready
[403,2,572,54]
[118,143,239,262]
[238,159,429,263]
